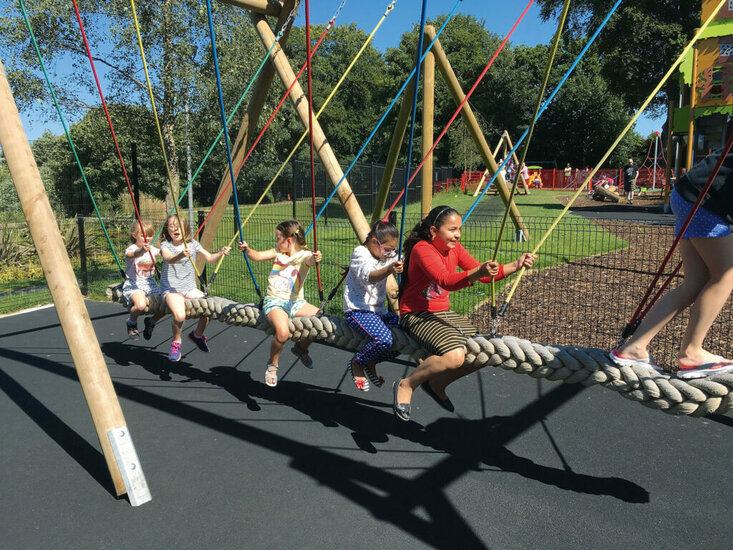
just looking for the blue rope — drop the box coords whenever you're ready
[463,0,623,223]
[398,0,428,261]
[305,0,462,236]
[204,0,261,297]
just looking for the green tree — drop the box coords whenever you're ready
[535,0,699,114]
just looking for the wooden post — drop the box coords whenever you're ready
[252,12,370,241]
[197,0,297,267]
[425,26,529,238]
[664,99,675,205]
[421,39,435,218]
[0,61,129,497]
[686,40,698,170]
[502,131,530,195]
[371,78,414,224]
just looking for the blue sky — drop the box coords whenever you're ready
[16,0,663,142]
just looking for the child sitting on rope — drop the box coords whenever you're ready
[238,220,322,387]
[122,220,165,340]
[342,217,403,392]
[392,206,536,422]
[611,148,733,379]
[160,215,230,362]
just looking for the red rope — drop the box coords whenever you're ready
[71,0,157,271]
[305,0,323,294]
[382,0,535,220]
[193,25,332,240]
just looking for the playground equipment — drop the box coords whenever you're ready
[471,130,531,197]
[636,131,666,189]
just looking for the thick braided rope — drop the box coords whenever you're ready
[107,286,733,418]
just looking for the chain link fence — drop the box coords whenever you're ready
[2,211,731,369]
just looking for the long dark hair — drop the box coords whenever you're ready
[398,205,460,298]
[363,211,398,246]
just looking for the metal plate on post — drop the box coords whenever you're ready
[107,426,151,506]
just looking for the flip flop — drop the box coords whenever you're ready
[609,349,661,372]
[676,359,733,379]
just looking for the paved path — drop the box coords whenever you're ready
[1,301,731,549]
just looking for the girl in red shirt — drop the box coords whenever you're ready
[393,205,535,421]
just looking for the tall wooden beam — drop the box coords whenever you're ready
[425,26,528,238]
[371,78,414,224]
[0,61,129,497]
[421,40,435,218]
[198,0,296,265]
[252,12,370,241]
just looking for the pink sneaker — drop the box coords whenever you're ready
[169,340,182,362]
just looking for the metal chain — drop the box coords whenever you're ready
[326,0,348,29]
[275,0,301,41]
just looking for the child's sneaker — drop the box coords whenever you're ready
[143,317,156,340]
[188,331,209,353]
[126,319,139,341]
[169,340,182,362]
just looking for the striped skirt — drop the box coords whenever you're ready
[400,310,477,356]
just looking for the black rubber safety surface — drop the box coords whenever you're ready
[2,301,731,549]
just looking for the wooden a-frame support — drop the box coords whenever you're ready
[473,130,530,197]
[370,26,529,238]
[0,61,137,501]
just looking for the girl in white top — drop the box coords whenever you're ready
[238,220,322,387]
[342,219,403,391]
[122,220,162,340]
[160,215,230,362]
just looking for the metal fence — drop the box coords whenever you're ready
[2,212,732,369]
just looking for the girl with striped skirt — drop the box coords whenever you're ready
[393,206,535,421]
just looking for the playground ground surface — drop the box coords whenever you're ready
[1,300,732,549]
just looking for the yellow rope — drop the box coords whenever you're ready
[500,0,727,309]
[129,0,200,277]
[211,0,396,275]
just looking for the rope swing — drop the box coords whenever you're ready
[107,287,733,419]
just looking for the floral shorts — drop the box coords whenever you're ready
[122,278,161,301]
[262,297,308,318]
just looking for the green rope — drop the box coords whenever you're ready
[18,0,125,276]
[151,23,289,244]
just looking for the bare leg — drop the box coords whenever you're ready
[429,361,483,399]
[165,293,186,342]
[397,348,465,405]
[193,317,210,338]
[267,308,291,366]
[617,239,708,360]
[679,234,733,365]
[129,291,147,322]
[292,303,320,352]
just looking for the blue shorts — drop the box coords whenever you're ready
[670,189,731,239]
[262,297,307,318]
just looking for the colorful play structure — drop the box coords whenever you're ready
[2,0,733,506]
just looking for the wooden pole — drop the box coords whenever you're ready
[252,12,370,240]
[425,26,529,238]
[421,41,435,218]
[219,0,282,16]
[664,99,675,206]
[0,61,128,497]
[686,40,698,170]
[197,0,296,267]
[371,78,414,224]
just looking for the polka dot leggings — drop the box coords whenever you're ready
[345,310,399,365]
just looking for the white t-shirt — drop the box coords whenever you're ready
[343,245,394,313]
[124,244,160,284]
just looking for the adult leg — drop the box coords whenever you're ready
[617,239,709,360]
[679,234,733,364]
